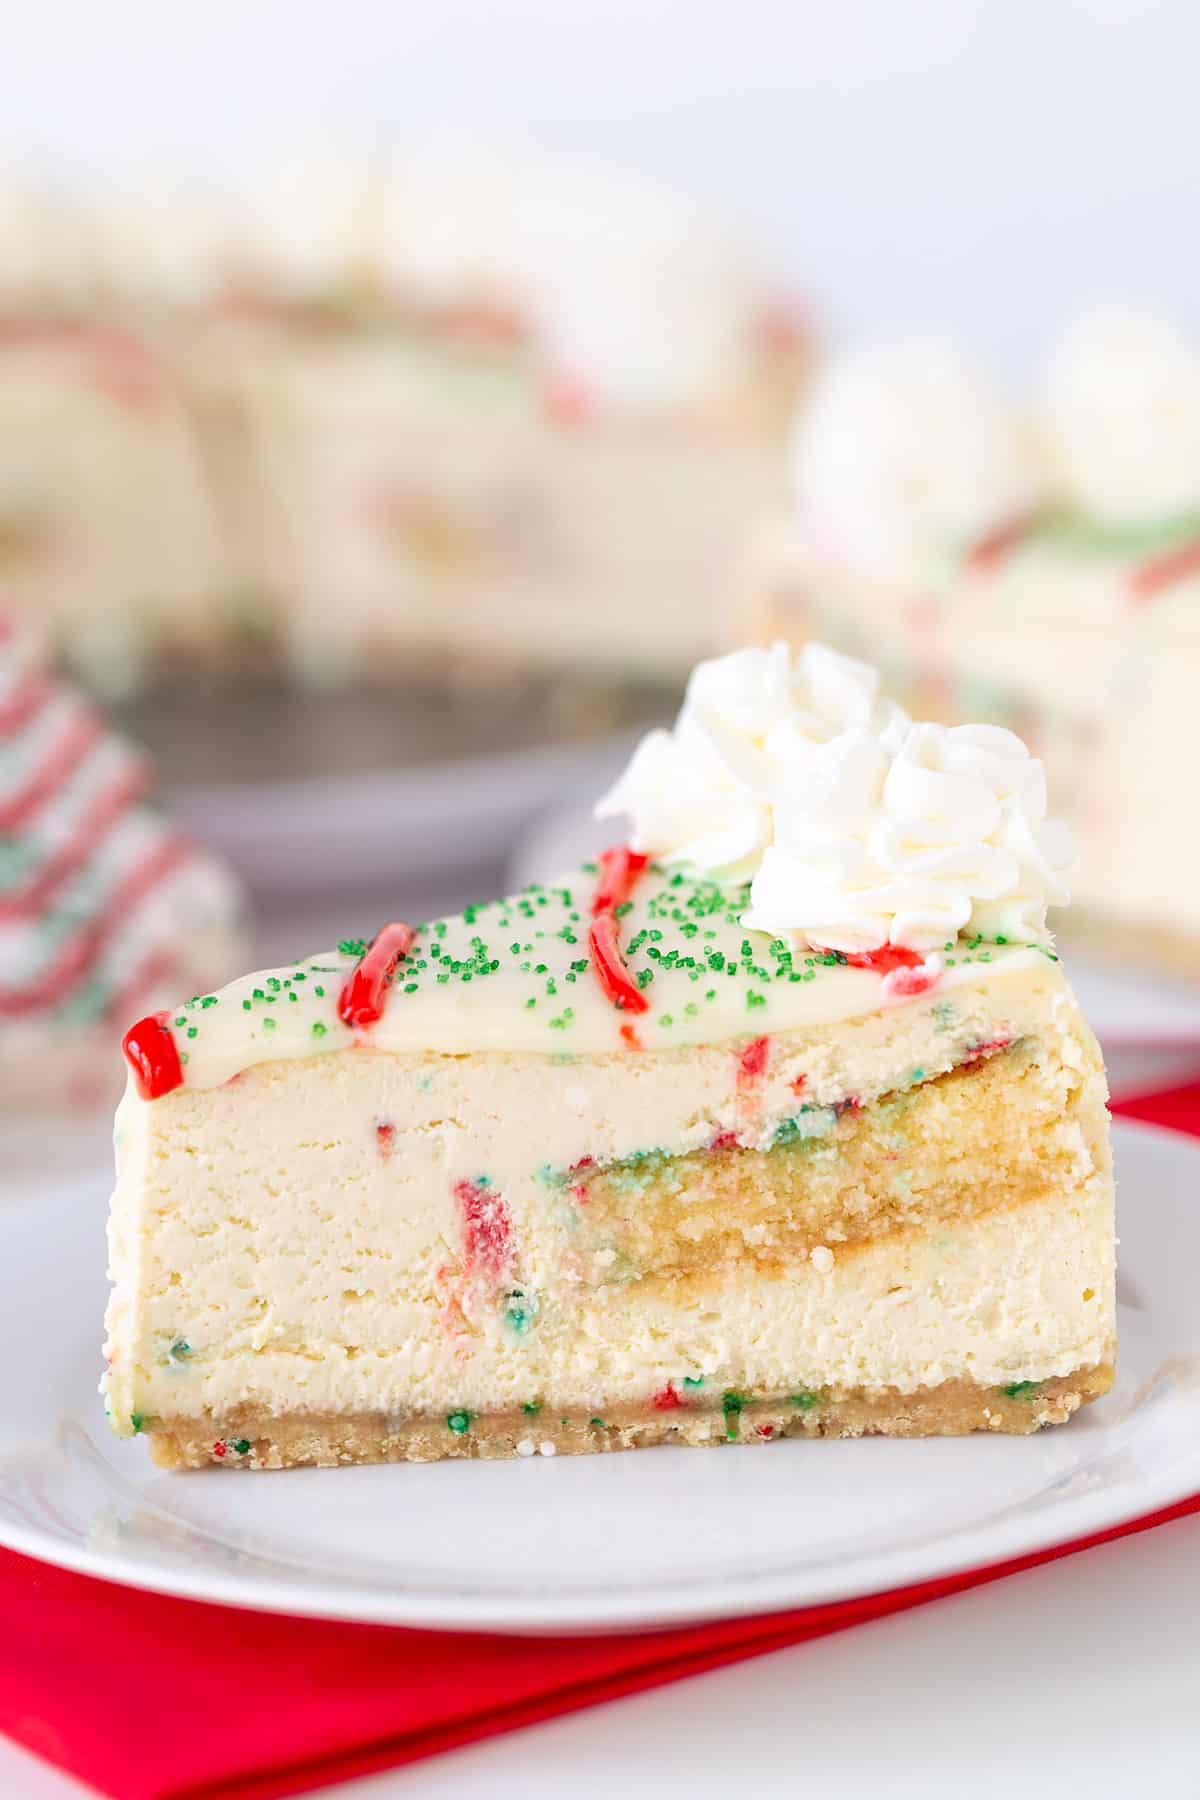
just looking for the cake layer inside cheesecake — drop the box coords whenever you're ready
[561,1038,1089,1280]
[104,950,1114,1462]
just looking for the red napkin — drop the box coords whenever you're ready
[4,1083,1199,1800]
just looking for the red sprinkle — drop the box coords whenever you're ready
[544,372,595,430]
[711,1130,740,1151]
[376,1121,396,1158]
[790,1072,808,1097]
[651,1385,687,1411]
[591,846,649,916]
[757,1424,775,1439]
[1128,537,1200,604]
[844,945,924,975]
[588,911,649,1016]
[963,1034,1013,1066]
[212,1441,227,1458]
[737,1035,770,1091]
[619,1023,644,1051]
[966,512,1037,576]
[122,1010,184,1101]
[882,961,941,1001]
[338,921,415,1029]
[454,1178,513,1281]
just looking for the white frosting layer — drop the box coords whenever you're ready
[1044,305,1200,526]
[793,337,1044,568]
[598,644,1071,953]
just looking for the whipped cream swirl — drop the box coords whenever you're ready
[1044,305,1200,525]
[596,644,1071,954]
[793,337,1045,569]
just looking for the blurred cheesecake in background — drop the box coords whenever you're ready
[742,307,1200,977]
[0,616,245,1111]
[0,145,810,771]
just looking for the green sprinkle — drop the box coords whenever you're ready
[789,1390,822,1411]
[521,1400,542,1416]
[338,938,369,958]
[446,1410,473,1435]
[589,1416,606,1428]
[262,1016,277,1032]
[1002,1380,1041,1399]
[311,1021,327,1039]
[167,1337,192,1364]
[722,1391,748,1439]
[746,990,766,1011]
[242,999,251,1010]
[231,1439,251,1456]
[505,1289,539,1335]
[130,1412,146,1435]
[682,1375,705,1389]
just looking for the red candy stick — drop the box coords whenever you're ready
[122,1010,184,1101]
[338,922,415,1030]
[591,846,648,916]
[588,911,649,1016]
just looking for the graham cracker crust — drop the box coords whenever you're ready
[146,1363,1114,1470]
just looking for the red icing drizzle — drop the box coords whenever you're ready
[651,1385,687,1411]
[588,847,650,1025]
[589,909,650,1018]
[454,1178,514,1281]
[3,834,191,1018]
[0,672,50,735]
[338,921,415,1029]
[0,708,102,831]
[590,847,648,916]
[122,1009,184,1101]
[0,761,148,918]
[1127,537,1200,604]
[843,945,924,975]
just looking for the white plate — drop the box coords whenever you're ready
[0,1120,1196,1635]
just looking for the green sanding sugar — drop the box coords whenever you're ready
[721,1391,749,1439]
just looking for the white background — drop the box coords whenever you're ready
[3,0,1199,368]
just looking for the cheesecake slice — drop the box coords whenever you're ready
[102,645,1115,1467]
